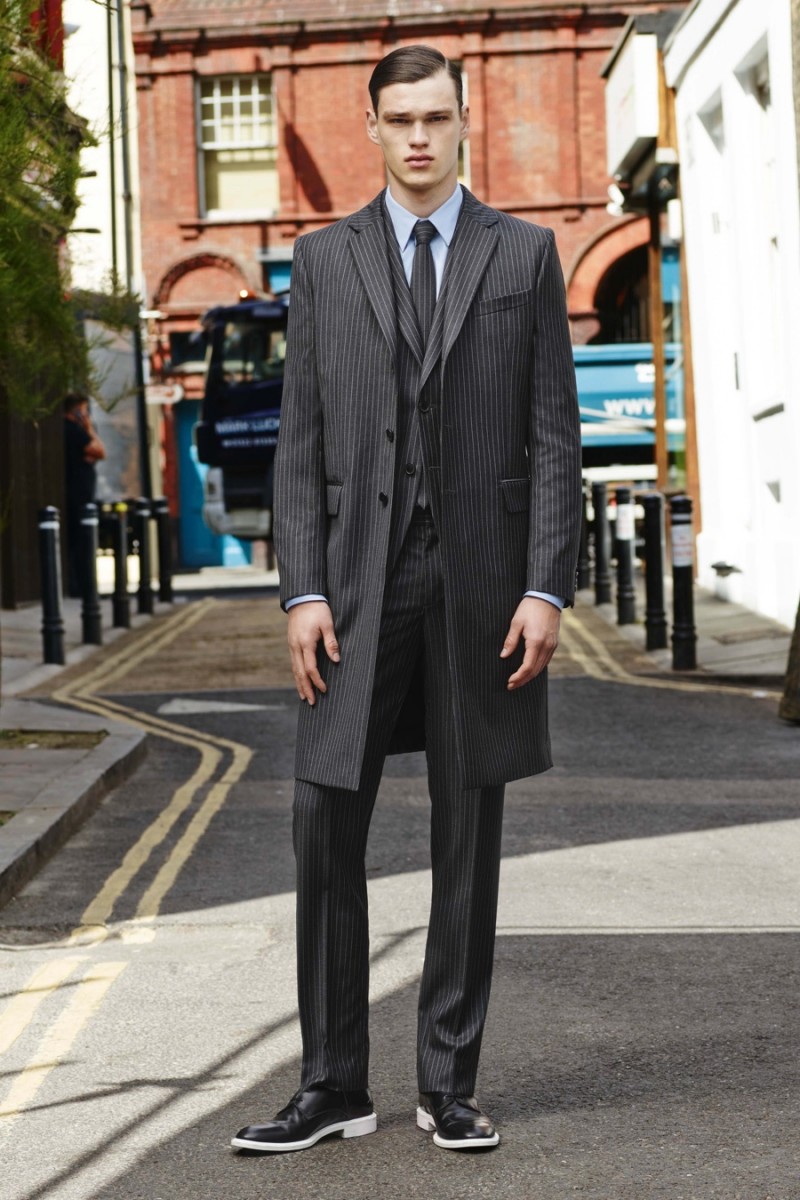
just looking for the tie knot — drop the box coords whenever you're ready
[414,220,437,247]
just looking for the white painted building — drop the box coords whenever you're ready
[63,0,156,501]
[664,0,800,627]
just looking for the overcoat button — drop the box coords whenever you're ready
[379,492,388,506]
[386,429,395,442]
[405,463,416,476]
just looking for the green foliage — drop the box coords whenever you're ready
[0,1,136,419]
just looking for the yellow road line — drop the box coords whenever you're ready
[53,599,216,704]
[136,743,253,921]
[558,621,607,680]
[0,960,84,1058]
[72,738,222,939]
[565,611,781,699]
[0,962,127,1124]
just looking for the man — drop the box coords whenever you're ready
[233,44,581,1155]
[63,390,106,597]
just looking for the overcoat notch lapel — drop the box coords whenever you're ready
[347,204,397,363]
[422,211,498,390]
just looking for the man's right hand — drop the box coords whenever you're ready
[287,601,340,705]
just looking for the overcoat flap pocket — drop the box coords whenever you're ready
[475,287,534,317]
[326,483,343,516]
[500,477,530,513]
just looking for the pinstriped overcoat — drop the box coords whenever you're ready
[273,188,582,792]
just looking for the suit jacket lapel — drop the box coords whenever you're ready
[382,217,425,365]
[419,191,499,389]
[347,196,397,363]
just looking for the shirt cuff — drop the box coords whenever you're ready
[285,594,328,610]
[524,590,564,610]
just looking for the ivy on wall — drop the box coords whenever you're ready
[0,1,137,419]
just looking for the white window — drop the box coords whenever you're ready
[197,75,279,218]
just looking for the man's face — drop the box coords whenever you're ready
[366,70,469,199]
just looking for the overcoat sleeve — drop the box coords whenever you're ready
[273,238,328,610]
[526,228,583,606]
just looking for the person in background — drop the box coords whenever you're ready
[63,390,106,597]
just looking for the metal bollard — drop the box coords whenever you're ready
[111,502,131,628]
[576,486,591,591]
[615,486,637,625]
[670,495,697,670]
[152,497,173,603]
[80,503,102,645]
[133,498,154,615]
[642,493,668,651]
[38,506,66,664]
[591,481,612,605]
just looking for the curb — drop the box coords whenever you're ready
[0,721,148,911]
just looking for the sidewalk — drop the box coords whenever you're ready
[575,570,793,687]
[0,595,174,907]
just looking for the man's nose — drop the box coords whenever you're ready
[408,121,429,145]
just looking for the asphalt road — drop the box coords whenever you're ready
[1,597,798,1200]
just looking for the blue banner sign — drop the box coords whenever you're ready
[573,342,684,449]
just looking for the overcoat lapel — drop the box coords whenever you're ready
[347,200,397,362]
[419,192,499,391]
[382,221,425,365]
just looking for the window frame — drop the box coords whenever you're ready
[195,74,278,220]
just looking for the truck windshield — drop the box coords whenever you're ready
[210,319,286,388]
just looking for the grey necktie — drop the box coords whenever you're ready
[410,219,437,346]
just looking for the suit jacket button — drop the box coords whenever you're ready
[418,401,430,413]
[386,429,395,442]
[405,463,416,476]
[379,492,388,506]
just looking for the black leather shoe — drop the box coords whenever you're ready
[232,1085,376,1153]
[417,1091,499,1150]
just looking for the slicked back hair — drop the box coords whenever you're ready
[368,45,462,113]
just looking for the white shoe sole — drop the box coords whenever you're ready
[231,1112,377,1153]
[416,1106,500,1149]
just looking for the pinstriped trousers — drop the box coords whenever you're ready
[293,508,505,1094]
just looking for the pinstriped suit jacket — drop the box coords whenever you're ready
[273,188,582,792]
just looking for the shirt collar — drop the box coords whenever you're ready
[384,184,463,252]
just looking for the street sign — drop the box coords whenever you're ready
[146,383,184,405]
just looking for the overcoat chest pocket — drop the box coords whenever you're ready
[500,477,530,513]
[326,483,343,516]
[475,287,534,317]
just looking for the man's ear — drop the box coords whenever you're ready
[460,105,471,141]
[366,108,380,145]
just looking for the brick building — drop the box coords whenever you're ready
[131,0,683,559]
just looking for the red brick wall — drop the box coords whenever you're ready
[133,2,683,340]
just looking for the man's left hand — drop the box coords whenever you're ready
[500,596,561,689]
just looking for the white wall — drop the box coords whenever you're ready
[665,0,800,627]
[64,0,143,294]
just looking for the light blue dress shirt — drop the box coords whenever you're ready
[286,185,564,613]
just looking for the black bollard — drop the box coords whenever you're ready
[615,486,637,625]
[642,493,668,650]
[111,502,131,628]
[38,506,66,664]
[591,481,612,605]
[80,503,103,645]
[577,485,591,591]
[670,495,697,670]
[133,498,154,615]
[152,497,173,604]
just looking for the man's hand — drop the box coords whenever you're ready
[287,601,340,705]
[500,597,561,690]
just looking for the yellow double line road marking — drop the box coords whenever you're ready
[1,598,257,1126]
[562,609,781,699]
[0,963,127,1126]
